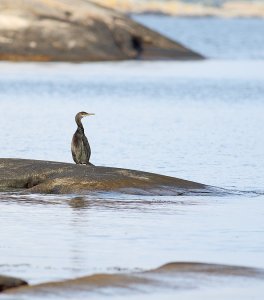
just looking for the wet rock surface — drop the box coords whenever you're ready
[0,0,203,61]
[0,158,212,195]
[0,275,28,292]
[4,262,264,297]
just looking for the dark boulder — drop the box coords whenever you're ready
[0,158,213,196]
[0,275,27,292]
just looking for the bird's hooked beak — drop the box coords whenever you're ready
[83,112,95,117]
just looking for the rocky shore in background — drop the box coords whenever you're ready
[0,0,202,62]
[0,158,214,196]
[92,0,264,18]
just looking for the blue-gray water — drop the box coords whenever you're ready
[0,17,264,299]
[133,16,264,59]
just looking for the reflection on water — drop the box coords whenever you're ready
[69,197,90,210]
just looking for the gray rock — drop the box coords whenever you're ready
[0,275,27,292]
[0,0,203,61]
[0,158,214,195]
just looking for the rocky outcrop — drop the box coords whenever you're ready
[0,158,215,196]
[0,275,28,292]
[0,0,203,61]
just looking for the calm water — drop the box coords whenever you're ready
[133,16,264,59]
[0,17,264,299]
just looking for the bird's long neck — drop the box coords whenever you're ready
[76,116,84,133]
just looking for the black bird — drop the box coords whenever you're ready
[71,111,94,165]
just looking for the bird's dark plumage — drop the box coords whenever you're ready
[71,111,94,165]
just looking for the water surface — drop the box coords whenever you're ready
[133,16,264,59]
[0,16,264,299]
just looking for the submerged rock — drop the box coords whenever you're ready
[0,158,213,196]
[4,262,264,297]
[0,275,27,292]
[0,0,203,62]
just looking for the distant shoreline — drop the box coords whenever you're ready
[92,0,264,18]
[131,12,264,19]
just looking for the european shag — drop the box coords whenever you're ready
[71,111,94,165]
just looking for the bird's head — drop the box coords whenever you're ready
[77,111,95,119]
[75,111,95,126]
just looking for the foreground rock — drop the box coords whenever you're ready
[0,0,202,62]
[0,275,27,292]
[4,262,264,297]
[0,158,215,196]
